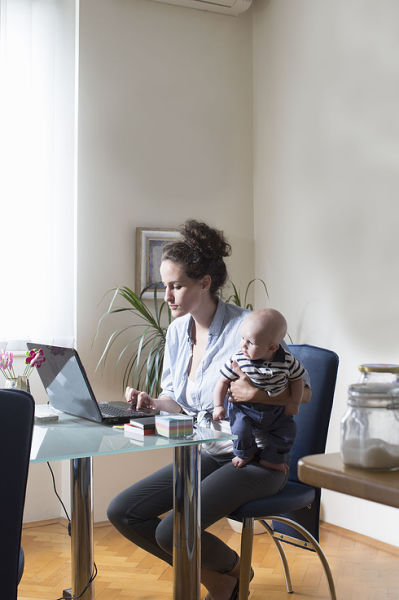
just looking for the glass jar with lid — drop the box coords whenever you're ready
[340,364,399,470]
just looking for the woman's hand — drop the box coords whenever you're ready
[302,385,312,403]
[125,387,183,413]
[125,386,140,406]
[125,387,158,411]
[228,362,260,403]
[228,362,311,407]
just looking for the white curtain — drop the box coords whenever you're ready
[0,0,76,348]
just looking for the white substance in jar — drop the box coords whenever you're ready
[341,438,399,470]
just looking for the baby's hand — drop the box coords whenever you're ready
[232,456,252,468]
[213,406,226,421]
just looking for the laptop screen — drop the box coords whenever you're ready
[27,343,103,422]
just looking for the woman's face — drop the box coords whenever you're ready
[160,259,208,319]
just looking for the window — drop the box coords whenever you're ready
[0,0,77,348]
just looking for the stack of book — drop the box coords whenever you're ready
[123,417,156,439]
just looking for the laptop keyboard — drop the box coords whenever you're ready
[99,402,153,418]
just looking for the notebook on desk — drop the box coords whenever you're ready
[27,343,157,425]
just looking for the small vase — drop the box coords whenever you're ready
[4,376,30,393]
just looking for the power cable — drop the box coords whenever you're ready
[47,462,98,599]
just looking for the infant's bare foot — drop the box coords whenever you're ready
[232,456,253,468]
[259,459,289,474]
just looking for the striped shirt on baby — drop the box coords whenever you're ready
[220,345,305,397]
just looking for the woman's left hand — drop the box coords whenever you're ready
[228,361,258,403]
[229,361,312,406]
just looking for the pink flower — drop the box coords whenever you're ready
[0,350,13,369]
[25,350,36,365]
[30,349,45,368]
[0,350,15,378]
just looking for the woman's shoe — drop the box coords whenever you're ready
[204,567,254,600]
[228,568,255,600]
[228,577,240,600]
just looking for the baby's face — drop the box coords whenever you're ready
[239,321,275,361]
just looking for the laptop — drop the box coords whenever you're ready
[27,343,157,425]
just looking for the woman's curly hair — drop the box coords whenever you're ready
[162,220,231,296]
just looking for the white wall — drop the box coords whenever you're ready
[24,0,253,524]
[24,0,253,523]
[25,0,253,523]
[24,0,399,549]
[76,0,253,521]
[252,0,399,546]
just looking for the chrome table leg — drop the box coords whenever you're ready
[173,445,201,600]
[68,457,94,600]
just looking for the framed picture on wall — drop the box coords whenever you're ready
[136,227,181,298]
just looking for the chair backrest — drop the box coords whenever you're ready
[288,345,339,482]
[0,388,34,599]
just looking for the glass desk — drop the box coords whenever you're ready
[30,413,235,600]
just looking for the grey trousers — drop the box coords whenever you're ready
[107,451,287,573]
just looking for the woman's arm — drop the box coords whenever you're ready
[228,362,311,406]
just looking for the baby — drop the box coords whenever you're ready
[213,308,305,470]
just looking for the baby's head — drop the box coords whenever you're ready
[240,308,287,361]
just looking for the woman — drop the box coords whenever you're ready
[107,220,309,600]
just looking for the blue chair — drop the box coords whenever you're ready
[0,388,34,599]
[229,344,339,600]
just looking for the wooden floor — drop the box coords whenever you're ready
[19,518,399,600]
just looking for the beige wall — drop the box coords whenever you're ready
[253,0,399,546]
[25,0,399,548]
[76,0,253,521]
[26,0,253,524]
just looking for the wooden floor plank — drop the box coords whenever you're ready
[18,519,399,599]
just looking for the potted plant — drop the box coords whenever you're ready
[96,286,171,396]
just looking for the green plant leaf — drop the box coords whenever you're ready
[225,278,269,309]
[96,284,169,394]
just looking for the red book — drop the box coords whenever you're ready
[124,418,156,438]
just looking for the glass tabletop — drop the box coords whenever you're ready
[30,412,236,463]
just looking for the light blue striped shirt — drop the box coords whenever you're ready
[160,299,249,424]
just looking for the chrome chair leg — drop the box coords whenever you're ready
[259,520,293,593]
[260,516,337,600]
